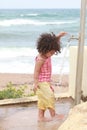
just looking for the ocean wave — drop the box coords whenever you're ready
[0,18,77,27]
[0,47,69,59]
[20,13,39,17]
[0,47,69,74]
[0,47,37,58]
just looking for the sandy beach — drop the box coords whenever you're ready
[0,73,69,94]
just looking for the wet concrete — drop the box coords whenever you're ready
[0,99,74,130]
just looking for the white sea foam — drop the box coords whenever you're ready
[0,19,77,27]
[0,47,37,59]
[0,47,69,74]
[20,13,39,17]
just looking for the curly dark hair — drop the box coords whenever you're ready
[36,32,61,55]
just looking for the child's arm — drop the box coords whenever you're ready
[57,32,67,39]
[34,57,44,92]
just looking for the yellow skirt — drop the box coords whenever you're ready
[36,82,55,110]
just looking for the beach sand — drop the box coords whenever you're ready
[0,73,69,94]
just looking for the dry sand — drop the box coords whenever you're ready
[0,73,69,94]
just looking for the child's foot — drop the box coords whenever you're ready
[38,117,52,122]
[53,113,64,120]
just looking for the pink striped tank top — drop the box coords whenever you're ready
[36,56,52,82]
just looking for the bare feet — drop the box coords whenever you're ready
[38,117,52,122]
[53,113,64,120]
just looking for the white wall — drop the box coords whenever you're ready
[69,46,87,99]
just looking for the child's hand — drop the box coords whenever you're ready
[57,32,67,38]
[33,84,39,93]
[50,86,54,92]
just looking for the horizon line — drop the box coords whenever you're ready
[0,8,80,10]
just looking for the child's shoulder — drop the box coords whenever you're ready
[36,55,46,62]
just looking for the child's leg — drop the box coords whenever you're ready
[49,108,64,119]
[49,108,55,117]
[38,109,52,122]
[38,109,45,121]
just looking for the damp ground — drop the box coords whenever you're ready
[0,98,74,130]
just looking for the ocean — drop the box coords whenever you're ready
[0,9,86,74]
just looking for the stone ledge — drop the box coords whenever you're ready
[0,92,71,106]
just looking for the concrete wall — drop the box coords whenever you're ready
[69,46,87,99]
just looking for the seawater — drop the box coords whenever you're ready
[0,9,86,74]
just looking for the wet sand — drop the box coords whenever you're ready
[0,99,74,130]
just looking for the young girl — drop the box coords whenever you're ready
[34,32,67,122]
